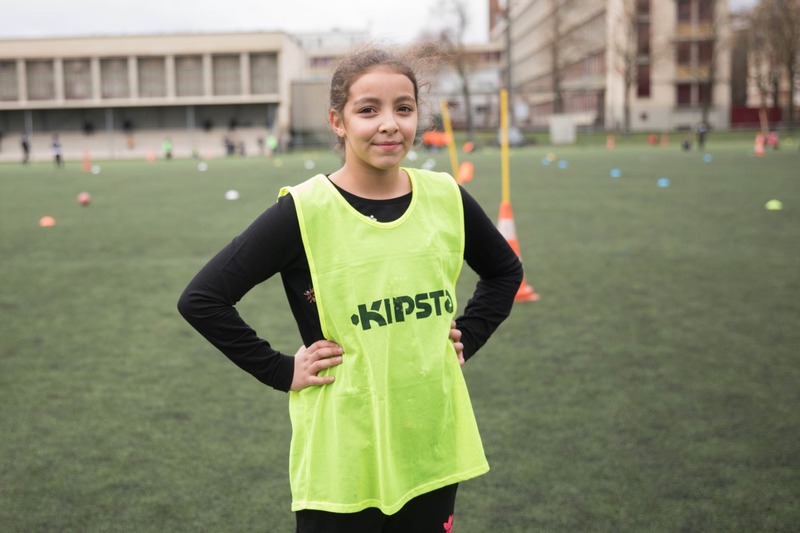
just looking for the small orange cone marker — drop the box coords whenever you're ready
[754,134,766,157]
[457,161,474,184]
[39,215,56,227]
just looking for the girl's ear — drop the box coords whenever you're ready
[329,110,345,138]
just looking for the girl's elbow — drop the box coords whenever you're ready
[176,288,196,321]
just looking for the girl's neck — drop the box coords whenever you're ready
[329,164,411,200]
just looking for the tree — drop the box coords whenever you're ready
[434,0,477,142]
[697,0,730,126]
[751,0,800,129]
[747,8,780,124]
[609,0,643,133]
[546,0,571,114]
[542,0,605,118]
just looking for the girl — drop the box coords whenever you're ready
[178,45,523,533]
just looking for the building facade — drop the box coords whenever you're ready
[492,0,732,132]
[0,32,305,159]
[0,1,743,160]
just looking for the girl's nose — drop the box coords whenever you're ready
[378,113,399,133]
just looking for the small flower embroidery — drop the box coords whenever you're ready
[304,287,316,303]
[443,514,454,532]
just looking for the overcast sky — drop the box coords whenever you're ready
[0,0,490,44]
[0,0,758,44]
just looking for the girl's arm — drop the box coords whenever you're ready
[456,186,525,361]
[177,196,302,392]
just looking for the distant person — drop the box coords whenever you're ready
[696,122,708,150]
[21,134,30,164]
[224,135,235,156]
[266,134,279,155]
[767,131,779,150]
[162,138,173,160]
[178,44,523,532]
[52,134,63,167]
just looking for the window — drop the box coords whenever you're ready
[176,56,203,97]
[637,64,651,97]
[698,0,714,22]
[698,41,714,64]
[101,58,129,98]
[677,0,691,22]
[250,53,278,94]
[212,55,240,96]
[0,61,18,101]
[677,83,692,105]
[310,56,334,68]
[637,22,651,56]
[637,0,650,16]
[675,82,711,106]
[677,42,692,65]
[138,57,166,98]
[26,60,55,100]
[64,59,91,99]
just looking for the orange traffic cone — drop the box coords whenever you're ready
[606,135,616,150]
[754,134,766,157]
[82,150,91,172]
[497,200,540,302]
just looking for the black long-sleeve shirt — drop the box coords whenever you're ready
[178,180,524,392]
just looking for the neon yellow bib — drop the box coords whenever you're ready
[279,168,489,514]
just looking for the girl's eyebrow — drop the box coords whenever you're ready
[351,97,380,107]
[351,95,416,107]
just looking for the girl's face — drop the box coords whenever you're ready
[331,67,418,174]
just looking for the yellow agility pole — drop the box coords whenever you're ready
[440,99,459,178]
[500,89,511,204]
[497,88,539,302]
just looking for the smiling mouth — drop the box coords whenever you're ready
[376,142,401,150]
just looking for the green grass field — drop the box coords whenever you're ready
[2,138,799,532]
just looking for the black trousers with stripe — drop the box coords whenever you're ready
[295,483,458,533]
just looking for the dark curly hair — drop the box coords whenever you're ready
[328,43,440,151]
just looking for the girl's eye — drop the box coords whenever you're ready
[398,105,415,113]
[359,107,376,114]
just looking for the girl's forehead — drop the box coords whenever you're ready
[348,68,414,96]
[353,67,411,83]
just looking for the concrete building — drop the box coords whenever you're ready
[0,29,504,159]
[0,32,305,161]
[0,2,742,160]
[288,29,371,148]
[491,0,732,133]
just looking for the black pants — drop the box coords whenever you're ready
[295,483,458,533]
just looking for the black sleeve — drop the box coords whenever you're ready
[456,186,525,361]
[177,195,302,392]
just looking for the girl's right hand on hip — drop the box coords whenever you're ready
[290,340,344,391]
